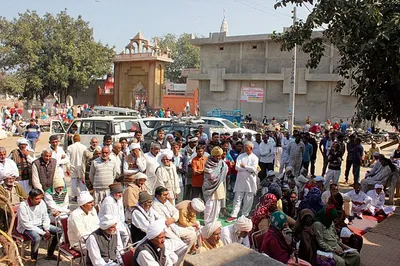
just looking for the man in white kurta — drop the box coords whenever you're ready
[0,147,19,181]
[49,135,69,178]
[152,186,196,249]
[66,134,88,198]
[345,183,371,218]
[229,141,259,220]
[279,132,292,174]
[67,191,99,250]
[154,150,181,204]
[98,183,129,246]
[221,216,252,247]
[144,143,161,194]
[366,184,387,215]
[131,191,187,265]
[361,158,392,192]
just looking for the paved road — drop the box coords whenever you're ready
[0,133,397,265]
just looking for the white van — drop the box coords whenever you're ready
[91,106,140,117]
[50,116,142,149]
[200,116,258,135]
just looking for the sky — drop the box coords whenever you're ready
[1,0,310,52]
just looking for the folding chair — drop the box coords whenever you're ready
[251,228,267,252]
[11,216,31,258]
[57,217,83,266]
[119,243,138,266]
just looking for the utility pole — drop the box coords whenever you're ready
[288,7,297,134]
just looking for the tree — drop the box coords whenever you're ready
[157,33,200,83]
[0,10,114,101]
[273,0,400,127]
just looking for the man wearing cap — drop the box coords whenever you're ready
[98,183,129,246]
[314,176,325,192]
[123,172,147,221]
[49,135,69,178]
[31,148,59,193]
[86,214,122,266]
[202,146,228,224]
[366,184,387,216]
[68,191,99,250]
[89,146,117,205]
[109,142,123,180]
[124,142,146,176]
[198,221,224,253]
[228,141,259,222]
[184,137,198,159]
[144,142,161,194]
[66,134,87,201]
[44,178,70,223]
[82,137,99,189]
[133,219,177,266]
[0,173,27,206]
[9,139,35,193]
[155,150,181,205]
[131,191,187,263]
[175,198,205,229]
[221,216,252,247]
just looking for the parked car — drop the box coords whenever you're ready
[50,116,142,149]
[200,116,257,135]
[142,123,227,152]
[84,106,141,118]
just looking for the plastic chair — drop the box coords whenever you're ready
[57,217,83,266]
[119,243,138,266]
[251,228,267,252]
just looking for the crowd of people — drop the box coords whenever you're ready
[0,115,398,265]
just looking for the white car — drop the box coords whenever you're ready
[50,116,142,149]
[200,116,258,135]
[137,117,173,135]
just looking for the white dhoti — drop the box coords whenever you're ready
[275,147,283,168]
[19,180,32,194]
[360,178,376,192]
[324,169,341,189]
[165,238,187,266]
[279,154,289,174]
[93,188,109,205]
[366,203,383,216]
[204,199,222,225]
[231,192,254,218]
[351,203,368,216]
[70,177,87,197]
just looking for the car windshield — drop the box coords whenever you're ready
[221,119,238,129]
[115,120,140,133]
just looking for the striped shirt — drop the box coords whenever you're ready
[89,157,116,189]
[24,124,41,139]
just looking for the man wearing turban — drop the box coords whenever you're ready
[86,214,122,266]
[154,150,181,205]
[202,147,228,224]
[98,183,130,246]
[221,216,252,247]
[68,191,99,250]
[198,221,224,253]
[9,138,34,193]
[133,219,177,266]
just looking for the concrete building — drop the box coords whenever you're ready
[189,20,356,124]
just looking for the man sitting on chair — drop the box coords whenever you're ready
[68,191,99,250]
[17,188,61,261]
[86,214,122,266]
[133,219,178,266]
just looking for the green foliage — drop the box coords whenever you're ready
[0,10,114,100]
[157,33,200,83]
[273,0,400,126]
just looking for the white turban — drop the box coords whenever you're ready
[146,219,166,240]
[0,170,18,181]
[191,198,205,212]
[134,172,148,180]
[16,138,29,146]
[100,214,119,230]
[77,191,94,206]
[374,184,383,189]
[315,176,325,182]
[188,137,198,143]
[161,150,173,160]
[234,216,253,232]
[201,221,222,239]
[129,142,141,150]
[267,170,276,177]
[166,133,174,139]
